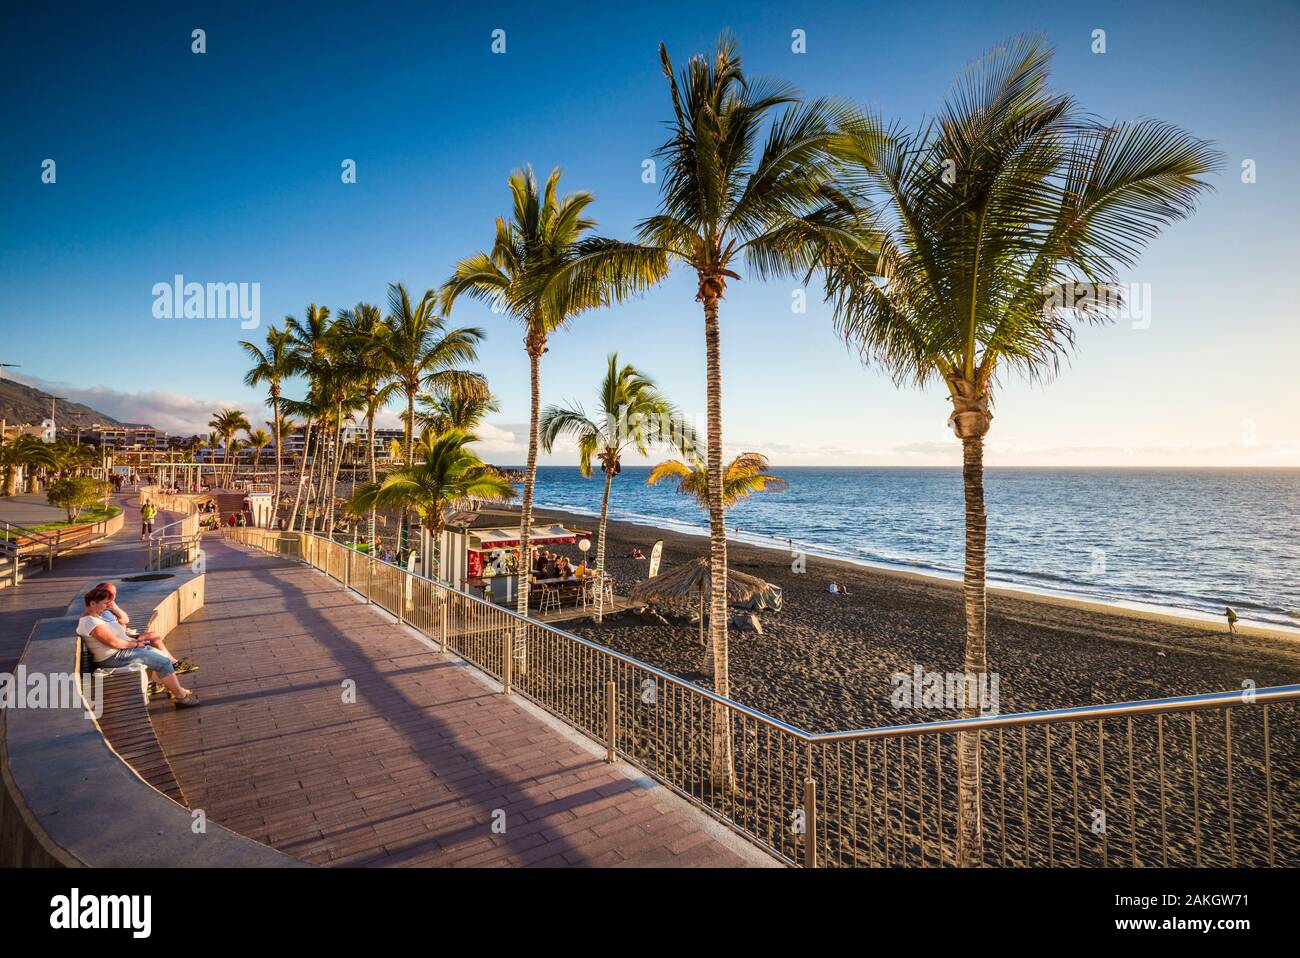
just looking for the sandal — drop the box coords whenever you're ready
[173,693,201,708]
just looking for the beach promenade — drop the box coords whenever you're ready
[148,535,773,867]
[0,492,150,673]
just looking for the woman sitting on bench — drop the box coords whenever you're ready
[76,585,200,707]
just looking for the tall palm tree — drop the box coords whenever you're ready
[382,282,486,552]
[347,429,515,568]
[637,33,852,787]
[443,166,667,634]
[208,408,250,487]
[245,428,272,481]
[647,452,786,510]
[242,325,300,526]
[540,354,697,586]
[823,36,1220,865]
[285,304,333,532]
[336,302,398,550]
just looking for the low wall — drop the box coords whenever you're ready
[0,569,308,867]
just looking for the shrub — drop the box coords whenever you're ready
[46,477,109,523]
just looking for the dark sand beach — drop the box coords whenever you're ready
[529,505,1300,735]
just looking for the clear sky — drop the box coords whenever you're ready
[3,0,1297,467]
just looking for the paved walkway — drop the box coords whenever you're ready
[0,492,150,673]
[151,536,774,868]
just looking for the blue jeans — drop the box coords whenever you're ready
[96,647,175,675]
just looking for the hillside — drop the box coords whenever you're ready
[0,378,128,428]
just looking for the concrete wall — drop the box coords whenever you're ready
[1,569,308,868]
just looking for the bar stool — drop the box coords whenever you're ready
[538,585,560,615]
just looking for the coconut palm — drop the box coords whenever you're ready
[245,428,272,481]
[540,354,697,585]
[241,325,300,526]
[823,35,1220,864]
[382,282,487,552]
[285,304,333,531]
[208,408,250,487]
[647,452,787,510]
[336,302,397,550]
[443,166,667,631]
[346,429,515,568]
[637,33,852,786]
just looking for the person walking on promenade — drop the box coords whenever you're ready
[140,499,157,539]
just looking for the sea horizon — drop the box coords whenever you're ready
[518,465,1300,632]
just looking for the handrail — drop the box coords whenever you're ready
[224,526,1300,868]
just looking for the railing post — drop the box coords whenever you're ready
[366,554,373,604]
[606,680,617,763]
[502,627,512,695]
[804,763,818,868]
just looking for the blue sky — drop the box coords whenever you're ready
[2,0,1298,466]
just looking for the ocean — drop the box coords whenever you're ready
[524,466,1300,630]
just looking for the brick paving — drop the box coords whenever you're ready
[150,536,775,867]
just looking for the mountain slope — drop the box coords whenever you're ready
[0,378,128,428]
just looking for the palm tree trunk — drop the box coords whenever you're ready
[513,343,543,676]
[594,466,615,623]
[326,402,343,537]
[701,287,733,791]
[366,398,378,552]
[288,419,313,532]
[271,392,282,529]
[957,433,988,866]
[595,467,614,575]
[399,388,416,553]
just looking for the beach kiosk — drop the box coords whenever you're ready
[420,510,588,603]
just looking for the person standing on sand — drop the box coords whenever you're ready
[1225,606,1239,634]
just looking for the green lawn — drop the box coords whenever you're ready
[18,504,122,533]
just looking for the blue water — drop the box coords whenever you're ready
[522,466,1300,630]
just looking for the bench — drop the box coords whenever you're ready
[77,639,187,806]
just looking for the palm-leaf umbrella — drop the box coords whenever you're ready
[629,556,779,659]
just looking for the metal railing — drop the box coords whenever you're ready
[141,487,203,571]
[1,515,118,587]
[223,526,1300,868]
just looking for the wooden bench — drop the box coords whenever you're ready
[77,638,188,807]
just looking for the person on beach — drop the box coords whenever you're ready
[77,585,199,707]
[139,500,157,539]
[1225,606,1239,634]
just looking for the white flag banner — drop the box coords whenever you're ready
[648,539,664,578]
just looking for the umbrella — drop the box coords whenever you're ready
[628,556,781,643]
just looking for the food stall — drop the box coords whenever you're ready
[419,510,590,603]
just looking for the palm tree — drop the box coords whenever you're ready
[245,428,272,481]
[381,282,486,552]
[823,36,1220,865]
[540,354,697,586]
[208,408,250,487]
[415,389,500,437]
[637,33,852,787]
[648,452,787,510]
[242,325,300,526]
[347,429,514,568]
[336,302,397,550]
[443,165,667,635]
[0,435,56,497]
[285,304,333,531]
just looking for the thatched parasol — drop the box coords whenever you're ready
[629,556,780,644]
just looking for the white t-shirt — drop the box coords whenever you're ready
[77,614,127,662]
